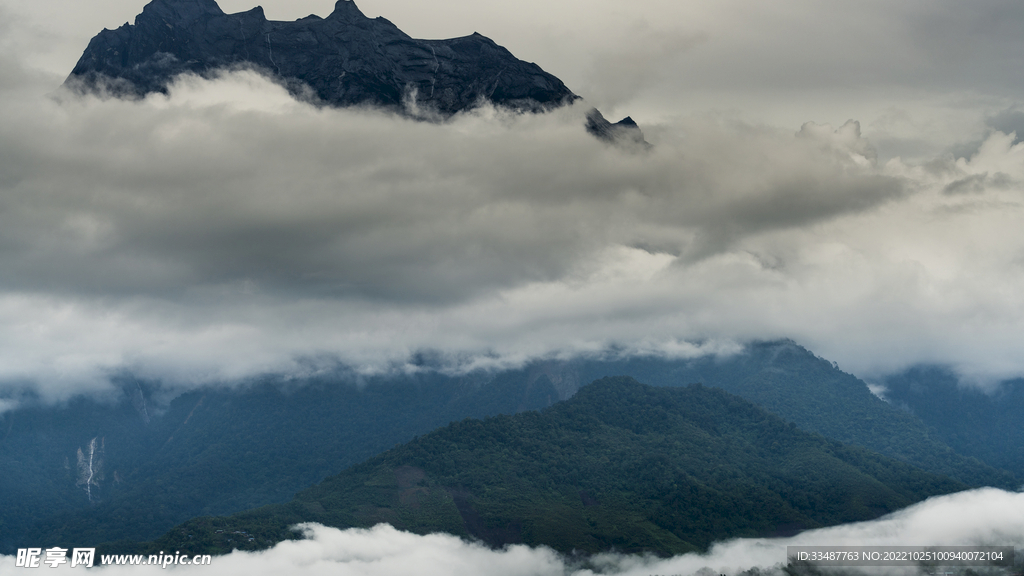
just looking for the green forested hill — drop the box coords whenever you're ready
[7,341,1014,553]
[135,377,966,557]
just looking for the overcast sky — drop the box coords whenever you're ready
[1,0,1024,401]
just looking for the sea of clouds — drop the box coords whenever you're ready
[2,488,1022,575]
[0,63,1022,403]
[0,0,1023,404]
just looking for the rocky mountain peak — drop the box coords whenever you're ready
[67,0,577,117]
[327,0,364,19]
[66,0,648,146]
[139,0,225,23]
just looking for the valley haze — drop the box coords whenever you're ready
[1,0,1024,573]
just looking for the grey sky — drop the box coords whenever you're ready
[0,0,1023,400]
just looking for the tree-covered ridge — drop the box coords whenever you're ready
[135,377,966,557]
[7,341,1013,554]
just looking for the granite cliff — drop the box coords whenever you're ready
[67,0,577,117]
[67,0,650,146]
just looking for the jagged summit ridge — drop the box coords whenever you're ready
[68,0,578,116]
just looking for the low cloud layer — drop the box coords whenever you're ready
[0,63,1022,399]
[3,488,1022,574]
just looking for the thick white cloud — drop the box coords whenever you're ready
[0,62,1022,398]
[3,488,1021,574]
[0,0,1022,399]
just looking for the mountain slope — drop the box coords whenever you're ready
[7,342,1013,553]
[136,377,966,557]
[3,370,558,552]
[883,366,1024,477]
[66,0,576,116]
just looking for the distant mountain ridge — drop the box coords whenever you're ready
[883,366,1024,477]
[126,377,967,557]
[66,0,576,117]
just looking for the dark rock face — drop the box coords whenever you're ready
[67,0,578,116]
[585,108,652,149]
